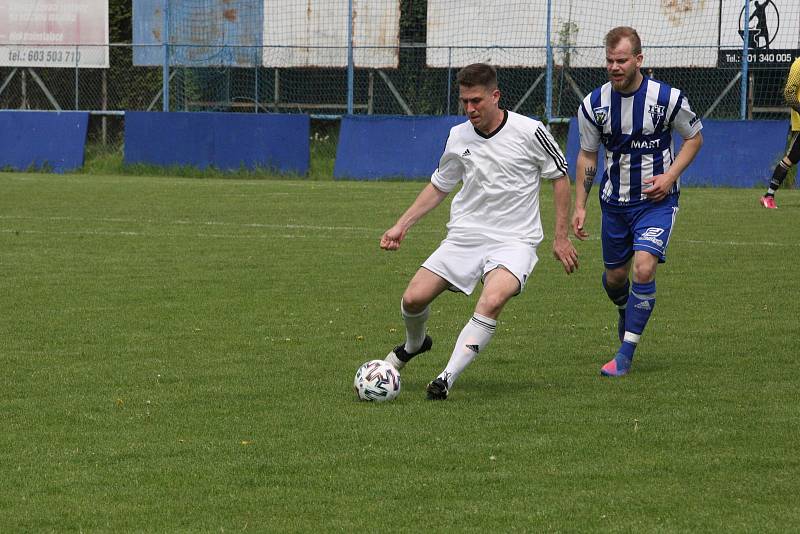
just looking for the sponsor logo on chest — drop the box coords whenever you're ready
[630,138,661,149]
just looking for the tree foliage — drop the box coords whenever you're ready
[110,0,132,43]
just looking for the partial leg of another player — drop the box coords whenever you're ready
[385,268,449,370]
[761,132,800,209]
[602,270,630,342]
[426,267,518,400]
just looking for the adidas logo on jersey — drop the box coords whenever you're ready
[462,149,471,157]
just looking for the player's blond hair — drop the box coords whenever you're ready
[605,26,642,56]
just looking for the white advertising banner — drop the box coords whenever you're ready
[427,0,729,68]
[0,0,109,68]
[550,1,720,68]
[263,0,399,68]
[426,0,548,68]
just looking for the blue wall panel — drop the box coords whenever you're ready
[124,112,310,174]
[0,111,88,173]
[334,115,467,180]
[677,120,789,187]
[566,117,790,188]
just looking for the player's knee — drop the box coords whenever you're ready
[477,293,510,317]
[632,263,656,283]
[401,292,429,314]
[604,267,629,288]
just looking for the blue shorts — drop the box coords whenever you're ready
[601,197,679,269]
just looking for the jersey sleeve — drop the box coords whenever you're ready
[430,131,463,192]
[577,101,601,152]
[670,93,703,140]
[533,125,568,180]
[784,59,800,114]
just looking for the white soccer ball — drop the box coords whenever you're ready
[353,360,401,402]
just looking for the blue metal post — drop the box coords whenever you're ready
[740,0,750,119]
[346,0,354,115]
[162,0,170,112]
[545,0,553,122]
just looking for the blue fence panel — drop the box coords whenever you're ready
[124,111,310,174]
[566,117,790,188]
[334,115,466,180]
[0,111,88,173]
[678,120,789,187]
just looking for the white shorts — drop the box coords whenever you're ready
[422,238,539,295]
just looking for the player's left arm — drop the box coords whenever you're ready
[644,93,704,202]
[551,175,579,274]
[532,124,578,273]
[644,132,703,202]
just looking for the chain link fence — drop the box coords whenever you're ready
[0,0,797,175]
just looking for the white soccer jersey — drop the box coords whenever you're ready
[431,110,568,246]
[578,77,703,206]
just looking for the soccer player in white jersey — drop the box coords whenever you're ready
[380,63,578,400]
[572,27,703,377]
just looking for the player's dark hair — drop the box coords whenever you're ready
[605,26,642,56]
[457,63,498,89]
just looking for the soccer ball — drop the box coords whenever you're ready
[353,360,401,402]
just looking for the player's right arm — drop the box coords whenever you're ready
[572,149,598,241]
[784,58,800,114]
[382,130,462,251]
[380,183,448,251]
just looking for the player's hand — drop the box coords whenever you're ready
[380,225,406,251]
[553,236,579,274]
[643,173,675,202]
[571,208,589,240]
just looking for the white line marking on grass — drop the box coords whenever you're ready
[173,220,378,232]
[680,238,798,247]
[0,228,311,240]
[577,236,800,248]
[1,216,798,247]
[0,215,380,234]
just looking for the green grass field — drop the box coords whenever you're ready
[1,173,798,532]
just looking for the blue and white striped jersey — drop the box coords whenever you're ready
[578,77,703,206]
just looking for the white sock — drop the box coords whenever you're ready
[385,302,429,370]
[439,313,496,389]
[402,301,429,353]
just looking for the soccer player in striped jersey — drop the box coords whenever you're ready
[761,56,800,209]
[381,63,579,399]
[572,27,703,377]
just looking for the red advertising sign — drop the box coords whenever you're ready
[0,0,109,68]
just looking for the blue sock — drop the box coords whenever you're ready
[619,280,656,359]
[602,272,630,308]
